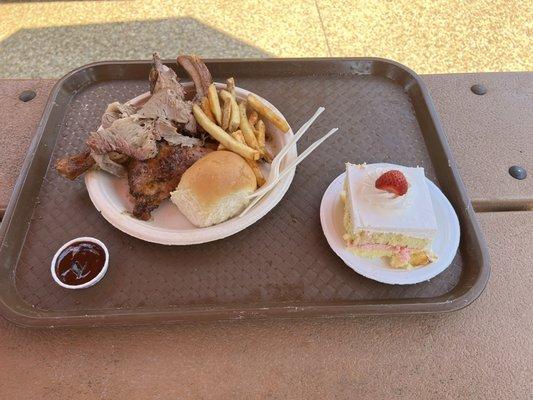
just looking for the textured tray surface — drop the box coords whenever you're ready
[14,73,463,312]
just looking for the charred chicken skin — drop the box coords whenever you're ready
[127,143,212,220]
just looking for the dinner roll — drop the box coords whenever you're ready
[171,151,257,227]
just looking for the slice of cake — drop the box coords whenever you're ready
[341,163,438,268]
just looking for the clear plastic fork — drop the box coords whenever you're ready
[249,107,325,200]
[239,126,339,218]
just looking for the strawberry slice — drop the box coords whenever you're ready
[375,170,408,196]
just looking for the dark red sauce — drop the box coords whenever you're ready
[55,241,106,286]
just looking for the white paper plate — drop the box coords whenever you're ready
[320,164,460,285]
[85,83,296,245]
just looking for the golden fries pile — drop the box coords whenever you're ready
[192,78,290,186]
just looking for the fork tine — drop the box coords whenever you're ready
[276,128,338,182]
[244,127,339,204]
[251,107,326,200]
[273,107,325,164]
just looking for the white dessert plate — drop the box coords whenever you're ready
[320,164,460,285]
[85,83,296,245]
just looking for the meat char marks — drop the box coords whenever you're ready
[55,52,216,220]
[128,143,212,220]
[56,52,205,180]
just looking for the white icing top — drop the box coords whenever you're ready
[345,163,438,239]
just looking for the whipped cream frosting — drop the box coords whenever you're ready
[358,167,414,211]
[345,163,438,239]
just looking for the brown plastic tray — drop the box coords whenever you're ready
[0,58,489,327]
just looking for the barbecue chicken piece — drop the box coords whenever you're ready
[56,150,129,180]
[127,142,212,220]
[55,149,96,180]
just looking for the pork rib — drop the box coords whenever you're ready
[149,52,184,95]
[87,116,158,160]
[177,55,212,101]
[101,101,137,129]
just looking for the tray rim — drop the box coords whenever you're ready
[0,57,490,327]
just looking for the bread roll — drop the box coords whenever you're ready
[171,151,257,227]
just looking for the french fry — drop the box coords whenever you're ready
[217,143,225,151]
[262,148,273,163]
[247,94,290,133]
[238,102,260,150]
[230,130,245,143]
[219,90,240,132]
[231,131,266,186]
[221,96,231,131]
[255,119,273,163]
[200,97,215,123]
[192,104,259,160]
[255,119,266,149]
[248,110,259,127]
[207,84,222,125]
[246,157,266,187]
[226,77,236,99]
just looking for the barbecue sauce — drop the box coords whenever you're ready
[55,241,106,286]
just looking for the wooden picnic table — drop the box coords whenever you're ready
[0,73,531,399]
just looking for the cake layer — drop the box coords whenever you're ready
[346,243,435,269]
[342,197,431,249]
